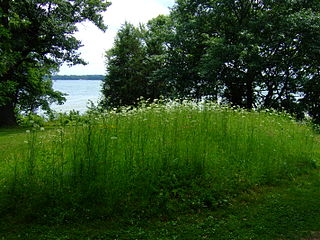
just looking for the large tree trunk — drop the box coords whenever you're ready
[0,0,17,127]
[264,81,274,108]
[0,103,17,127]
[245,71,255,109]
[246,80,254,109]
[228,79,244,107]
[1,0,9,27]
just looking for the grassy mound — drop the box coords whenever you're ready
[0,101,318,222]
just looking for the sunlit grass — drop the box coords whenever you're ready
[0,100,319,221]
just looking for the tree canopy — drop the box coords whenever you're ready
[0,0,110,126]
[102,17,170,108]
[2,0,320,124]
[102,0,320,123]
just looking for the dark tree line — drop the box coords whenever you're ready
[102,0,320,123]
[52,75,104,80]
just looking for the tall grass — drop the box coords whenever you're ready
[0,101,318,221]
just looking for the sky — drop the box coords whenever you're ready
[59,0,176,75]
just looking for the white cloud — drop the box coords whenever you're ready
[59,0,175,75]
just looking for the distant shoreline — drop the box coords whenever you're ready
[52,75,104,80]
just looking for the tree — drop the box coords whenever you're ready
[144,15,172,99]
[166,0,217,99]
[0,0,110,126]
[251,1,320,115]
[302,74,320,124]
[102,17,171,108]
[104,0,320,123]
[181,0,320,113]
[199,0,267,108]
[102,22,147,108]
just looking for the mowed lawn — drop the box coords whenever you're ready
[1,166,320,240]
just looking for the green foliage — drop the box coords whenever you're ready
[103,0,320,124]
[18,113,45,127]
[166,0,218,99]
[102,16,172,108]
[17,64,66,114]
[144,15,173,98]
[190,0,320,111]
[0,0,110,126]
[102,22,148,108]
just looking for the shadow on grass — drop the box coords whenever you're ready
[0,128,26,137]
[1,170,320,240]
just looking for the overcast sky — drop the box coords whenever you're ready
[59,0,175,75]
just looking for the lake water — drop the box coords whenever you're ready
[51,80,103,113]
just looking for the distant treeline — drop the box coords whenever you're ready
[52,75,104,80]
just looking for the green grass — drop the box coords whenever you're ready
[0,100,320,239]
[1,170,320,239]
[0,127,27,152]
